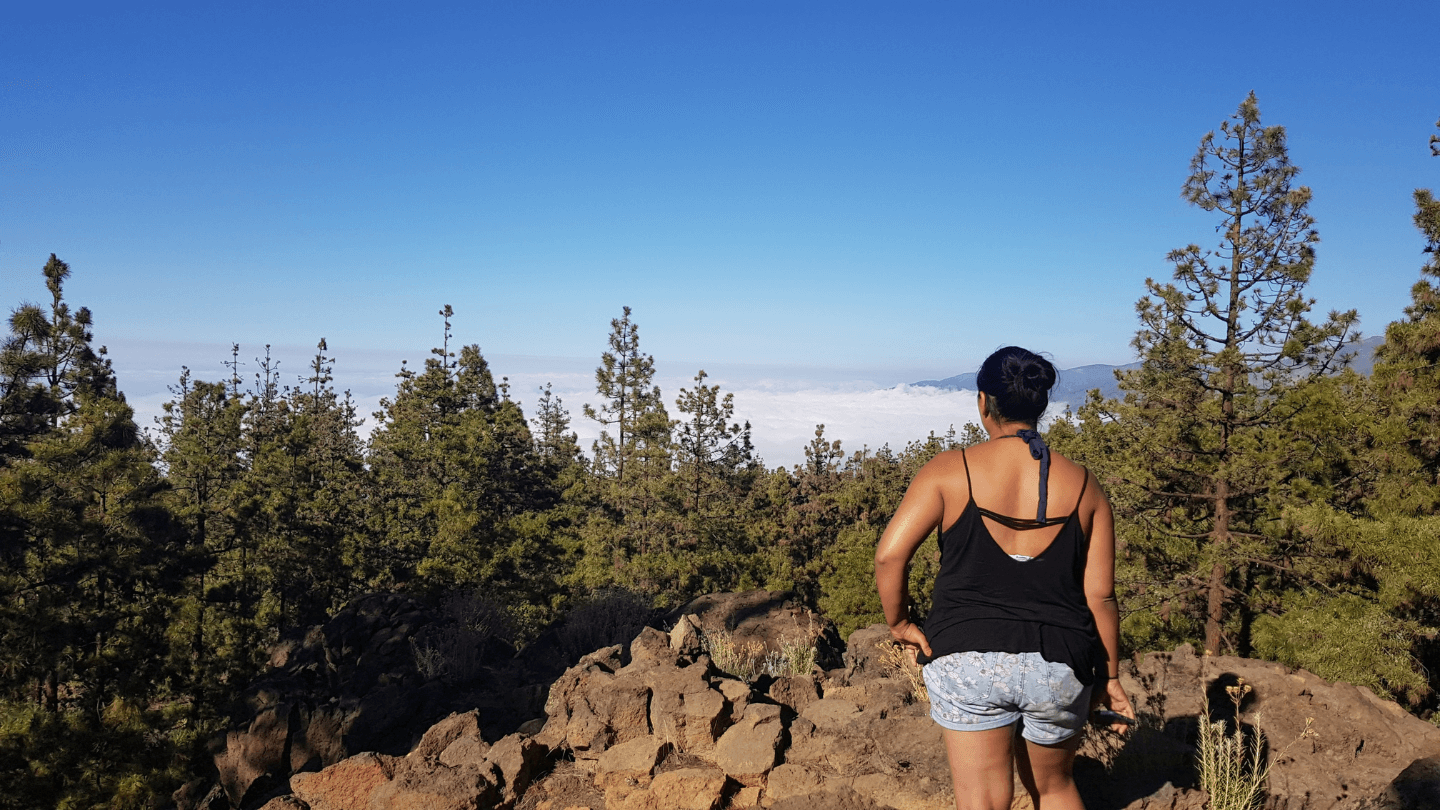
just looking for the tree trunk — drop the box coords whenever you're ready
[1204,560,1226,655]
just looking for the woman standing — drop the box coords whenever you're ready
[875,346,1134,810]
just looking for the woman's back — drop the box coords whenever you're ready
[929,439,1096,561]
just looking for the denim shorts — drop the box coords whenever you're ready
[922,651,1092,744]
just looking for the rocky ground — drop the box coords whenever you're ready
[175,590,1440,810]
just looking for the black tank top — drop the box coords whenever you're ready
[915,447,1104,685]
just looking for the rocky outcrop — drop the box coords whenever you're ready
[668,590,847,672]
[1088,643,1440,810]
[187,592,1440,810]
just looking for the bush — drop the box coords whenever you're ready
[410,590,515,684]
[556,589,656,662]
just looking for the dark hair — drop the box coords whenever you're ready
[975,346,1056,425]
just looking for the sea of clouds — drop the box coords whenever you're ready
[110,339,1022,470]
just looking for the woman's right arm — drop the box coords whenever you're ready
[1083,472,1136,721]
[874,460,947,658]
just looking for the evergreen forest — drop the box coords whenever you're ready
[3,96,1438,809]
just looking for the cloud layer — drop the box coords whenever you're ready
[111,339,1033,469]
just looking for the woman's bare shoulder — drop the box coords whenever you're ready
[1049,450,1108,506]
[911,447,969,484]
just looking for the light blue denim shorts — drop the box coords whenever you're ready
[922,651,1092,744]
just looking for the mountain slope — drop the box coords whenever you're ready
[913,336,1383,404]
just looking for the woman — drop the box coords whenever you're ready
[874,346,1134,810]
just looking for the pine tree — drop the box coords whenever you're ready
[154,367,248,738]
[1252,115,1440,707]
[583,307,666,486]
[0,256,185,807]
[368,308,556,610]
[1368,116,1440,513]
[532,382,581,465]
[673,370,752,515]
[1062,94,1359,656]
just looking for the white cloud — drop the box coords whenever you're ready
[114,338,1070,470]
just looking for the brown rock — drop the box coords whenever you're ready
[487,732,548,803]
[849,772,952,810]
[367,755,499,810]
[587,672,653,746]
[765,764,826,802]
[768,675,821,714]
[258,798,310,810]
[668,590,845,670]
[715,702,783,786]
[767,786,887,810]
[732,785,762,807]
[1374,754,1440,810]
[537,644,635,759]
[716,677,752,717]
[842,624,895,676]
[648,664,725,755]
[1114,647,1440,810]
[629,627,676,669]
[594,734,670,791]
[619,767,727,810]
[784,721,874,776]
[678,688,730,756]
[438,735,491,768]
[670,615,705,658]
[801,697,861,733]
[289,752,394,810]
[215,704,293,805]
[411,711,482,761]
[564,695,612,756]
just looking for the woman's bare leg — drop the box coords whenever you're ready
[942,725,1016,810]
[1013,734,1084,810]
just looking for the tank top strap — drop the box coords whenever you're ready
[960,447,975,504]
[1071,466,1090,516]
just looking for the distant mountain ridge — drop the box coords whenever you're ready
[913,336,1384,404]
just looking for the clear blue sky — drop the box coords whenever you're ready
[2,1,1437,393]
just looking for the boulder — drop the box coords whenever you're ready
[486,732,548,804]
[765,763,827,802]
[594,734,670,791]
[439,735,490,768]
[768,674,821,714]
[715,702,784,786]
[410,710,483,761]
[367,754,500,810]
[257,798,310,810]
[1100,644,1440,810]
[668,590,845,670]
[801,698,862,733]
[1371,754,1440,810]
[647,662,728,757]
[617,767,727,810]
[289,752,394,810]
[670,615,705,659]
[629,627,677,670]
[843,624,896,676]
[535,644,637,764]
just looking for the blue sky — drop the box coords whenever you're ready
[2,2,1437,464]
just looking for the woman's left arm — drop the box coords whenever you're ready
[874,460,946,657]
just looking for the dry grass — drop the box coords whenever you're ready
[702,630,818,682]
[1197,678,1316,810]
[877,640,928,703]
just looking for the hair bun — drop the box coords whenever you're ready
[976,346,1056,425]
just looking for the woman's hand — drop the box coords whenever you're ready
[1091,679,1136,729]
[888,619,932,661]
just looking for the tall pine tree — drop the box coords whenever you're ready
[1059,94,1358,656]
[0,255,185,808]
